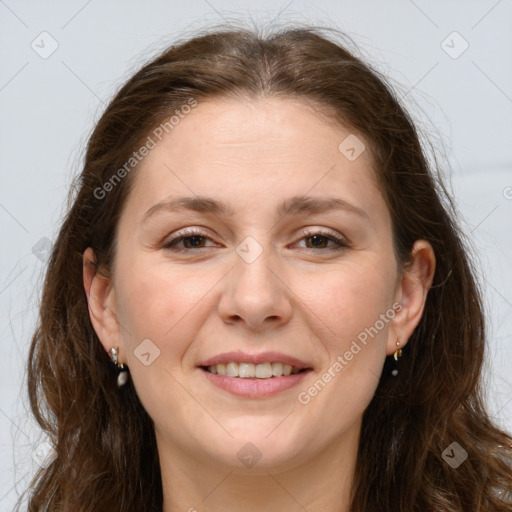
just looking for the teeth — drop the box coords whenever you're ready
[206,362,300,378]
[239,363,255,378]
[272,362,283,376]
[226,362,238,377]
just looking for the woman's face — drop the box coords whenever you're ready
[87,96,428,473]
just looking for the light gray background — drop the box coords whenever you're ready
[1,0,511,508]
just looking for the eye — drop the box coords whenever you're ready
[162,228,216,252]
[162,227,349,253]
[294,229,349,252]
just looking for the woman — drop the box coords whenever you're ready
[22,23,512,511]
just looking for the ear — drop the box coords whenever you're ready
[83,247,125,360]
[387,239,436,355]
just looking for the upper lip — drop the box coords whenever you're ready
[198,351,312,370]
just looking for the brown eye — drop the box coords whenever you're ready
[162,228,349,254]
[296,230,349,252]
[163,229,215,252]
[305,234,330,249]
[181,235,207,249]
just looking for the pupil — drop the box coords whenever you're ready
[187,236,203,247]
[310,235,326,247]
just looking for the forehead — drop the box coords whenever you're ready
[121,96,385,225]
[149,95,372,167]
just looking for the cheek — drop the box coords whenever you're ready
[302,261,394,392]
[115,257,215,340]
[287,265,395,451]
[112,260,218,404]
[112,259,212,422]
[304,258,397,343]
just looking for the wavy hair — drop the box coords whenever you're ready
[22,22,512,511]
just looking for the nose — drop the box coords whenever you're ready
[217,238,293,332]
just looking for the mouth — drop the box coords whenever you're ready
[199,362,311,378]
[196,353,313,398]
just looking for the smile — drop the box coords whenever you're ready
[199,365,312,398]
[202,361,306,378]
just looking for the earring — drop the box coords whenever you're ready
[391,340,402,377]
[109,347,129,387]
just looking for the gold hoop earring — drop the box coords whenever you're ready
[391,340,402,377]
[109,347,129,387]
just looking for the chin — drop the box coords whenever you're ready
[202,424,309,473]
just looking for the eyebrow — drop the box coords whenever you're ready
[142,195,370,223]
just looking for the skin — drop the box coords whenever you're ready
[83,96,435,512]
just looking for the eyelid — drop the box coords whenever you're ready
[162,225,350,254]
[297,227,348,245]
[162,227,215,247]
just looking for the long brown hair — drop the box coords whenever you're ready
[22,22,512,511]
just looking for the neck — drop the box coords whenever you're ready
[158,421,360,512]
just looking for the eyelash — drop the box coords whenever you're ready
[162,228,349,253]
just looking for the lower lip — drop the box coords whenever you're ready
[199,368,312,398]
